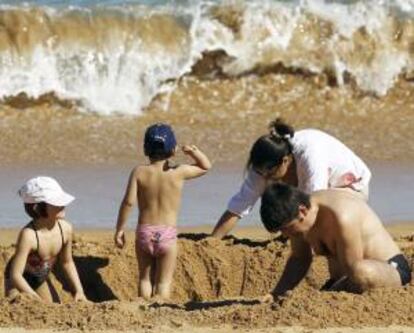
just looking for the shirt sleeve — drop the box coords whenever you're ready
[296,152,330,193]
[227,169,267,218]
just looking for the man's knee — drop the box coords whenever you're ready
[349,261,377,288]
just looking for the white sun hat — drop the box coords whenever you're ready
[18,176,75,207]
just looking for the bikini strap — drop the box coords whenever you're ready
[58,220,65,246]
[29,221,40,252]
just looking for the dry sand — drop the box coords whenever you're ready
[1,226,414,332]
[2,327,414,333]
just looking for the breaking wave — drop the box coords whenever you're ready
[1,0,414,114]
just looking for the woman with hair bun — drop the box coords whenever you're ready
[212,119,371,238]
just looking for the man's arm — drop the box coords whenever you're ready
[271,236,313,297]
[335,221,363,276]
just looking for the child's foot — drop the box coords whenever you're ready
[132,296,151,309]
[151,295,169,305]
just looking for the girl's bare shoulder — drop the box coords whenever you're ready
[16,226,37,248]
[58,219,74,240]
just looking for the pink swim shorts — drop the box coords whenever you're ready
[136,224,177,257]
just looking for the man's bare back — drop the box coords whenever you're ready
[259,183,411,299]
[306,190,400,263]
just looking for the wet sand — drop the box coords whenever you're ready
[1,226,414,331]
[1,74,414,166]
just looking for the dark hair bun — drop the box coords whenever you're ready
[269,118,294,139]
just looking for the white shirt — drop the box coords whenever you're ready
[227,129,371,218]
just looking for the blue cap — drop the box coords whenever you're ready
[144,123,177,157]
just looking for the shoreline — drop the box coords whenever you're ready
[1,162,413,229]
[1,222,413,244]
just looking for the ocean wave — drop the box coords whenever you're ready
[0,0,413,115]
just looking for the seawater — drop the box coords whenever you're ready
[1,0,414,114]
[0,163,413,228]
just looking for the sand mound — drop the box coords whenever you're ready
[0,233,414,330]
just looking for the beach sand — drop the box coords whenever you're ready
[1,2,414,332]
[1,226,414,332]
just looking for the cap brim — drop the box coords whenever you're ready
[45,192,75,207]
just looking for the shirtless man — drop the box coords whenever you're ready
[260,183,411,299]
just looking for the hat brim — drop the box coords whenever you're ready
[45,192,75,207]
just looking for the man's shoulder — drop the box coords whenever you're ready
[318,190,367,226]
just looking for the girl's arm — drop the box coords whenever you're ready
[114,168,138,248]
[10,229,42,300]
[59,222,87,301]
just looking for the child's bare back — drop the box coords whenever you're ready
[135,154,204,227]
[114,124,211,300]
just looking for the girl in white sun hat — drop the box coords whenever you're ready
[4,176,87,303]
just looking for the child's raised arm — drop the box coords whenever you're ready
[59,221,87,302]
[10,229,42,300]
[179,145,212,179]
[114,168,138,248]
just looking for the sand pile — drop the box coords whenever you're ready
[0,234,414,330]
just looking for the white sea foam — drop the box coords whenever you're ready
[0,0,413,115]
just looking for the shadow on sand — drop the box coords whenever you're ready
[178,232,288,248]
[149,298,261,311]
[54,256,117,302]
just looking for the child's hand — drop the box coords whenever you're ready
[114,230,126,249]
[74,291,89,302]
[261,293,274,304]
[181,145,198,155]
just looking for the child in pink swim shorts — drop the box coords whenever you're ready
[114,123,211,300]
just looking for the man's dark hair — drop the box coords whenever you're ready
[260,183,311,232]
[24,202,48,219]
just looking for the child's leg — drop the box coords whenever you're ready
[135,244,154,299]
[154,241,177,300]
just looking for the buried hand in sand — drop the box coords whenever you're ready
[4,177,87,303]
[259,183,411,300]
[114,123,211,301]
